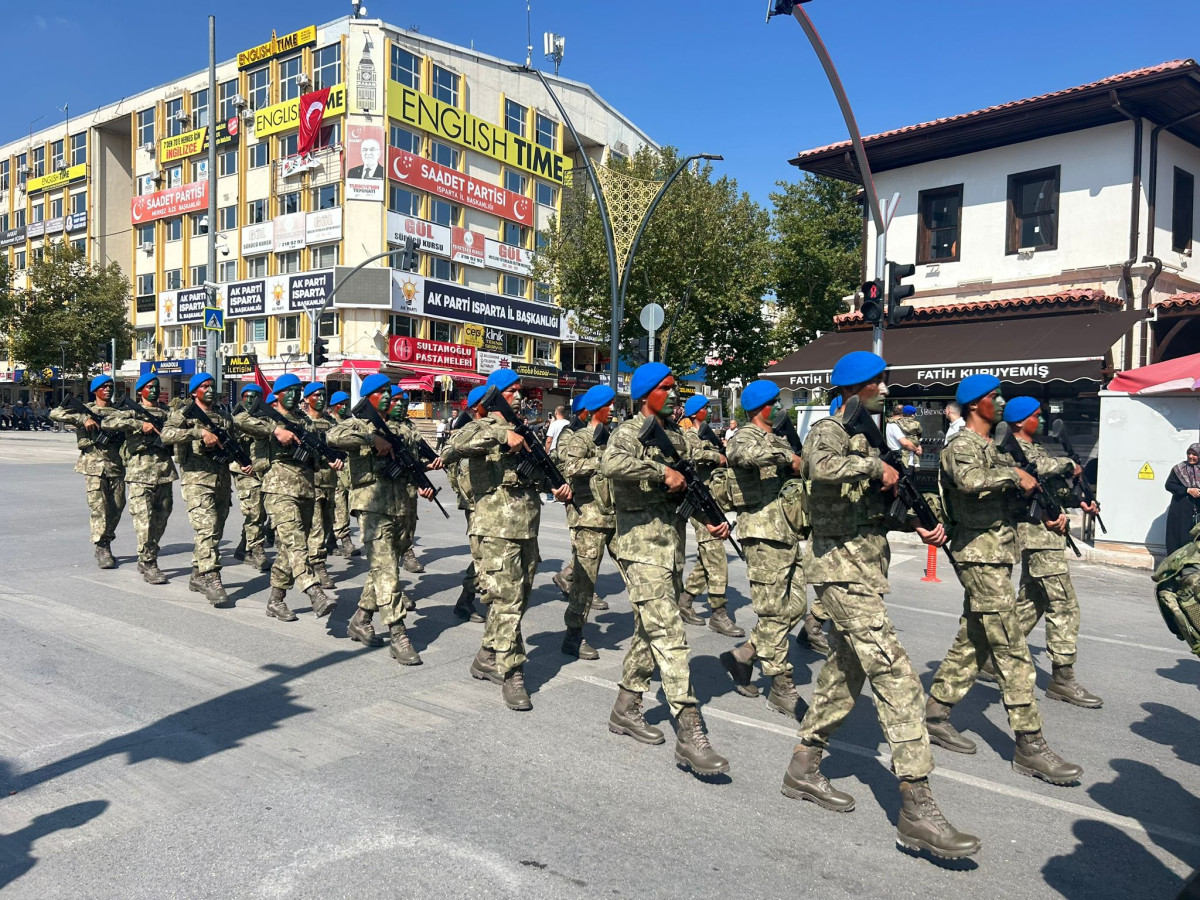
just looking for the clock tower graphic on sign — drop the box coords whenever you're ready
[356,33,376,113]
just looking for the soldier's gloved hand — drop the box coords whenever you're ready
[1045,512,1069,534]
[141,421,157,434]
[706,521,731,540]
[662,466,686,494]
[84,417,99,431]
[373,435,394,457]
[428,456,444,470]
[418,487,434,500]
[880,462,900,491]
[240,464,254,476]
[552,483,573,503]
[505,430,528,453]
[330,459,345,472]
[201,429,222,449]
[916,522,948,547]
[274,427,298,446]
[1015,468,1038,495]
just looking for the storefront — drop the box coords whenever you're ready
[388,334,483,419]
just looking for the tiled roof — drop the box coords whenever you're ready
[834,288,1116,326]
[1155,292,1200,310]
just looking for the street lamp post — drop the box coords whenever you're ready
[205,16,220,394]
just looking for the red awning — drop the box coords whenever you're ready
[399,374,436,392]
[401,366,486,387]
[1107,352,1200,394]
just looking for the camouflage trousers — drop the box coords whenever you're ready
[743,537,806,677]
[181,479,230,575]
[307,487,334,567]
[1018,548,1079,666]
[263,492,317,594]
[798,582,934,780]
[566,526,619,630]
[930,563,1042,733]
[84,474,125,545]
[333,484,351,541]
[235,473,267,555]
[358,511,414,628]
[461,511,486,599]
[479,536,540,675]
[126,481,172,563]
[683,518,729,608]
[620,561,698,717]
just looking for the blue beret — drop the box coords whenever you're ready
[829,395,844,416]
[265,392,276,404]
[1003,396,1041,425]
[630,362,671,401]
[329,391,349,406]
[241,383,263,396]
[360,373,391,397]
[902,404,917,415]
[391,384,404,397]
[272,373,301,393]
[956,373,1001,406]
[487,368,520,391]
[90,374,114,393]
[188,373,214,394]
[135,373,158,392]
[582,384,616,410]
[741,379,780,413]
[571,395,586,415]
[830,351,887,387]
[303,382,325,398]
[683,395,710,418]
[467,385,488,408]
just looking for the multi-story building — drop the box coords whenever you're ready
[0,16,653,413]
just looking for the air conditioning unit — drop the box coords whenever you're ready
[181,346,195,360]
[164,348,177,359]
[172,110,191,124]
[297,72,312,90]
[138,349,154,361]
[149,168,163,183]
[141,141,156,154]
[16,164,29,175]
[219,343,235,355]
[285,344,297,355]
[140,241,154,254]
[242,343,253,353]
[232,94,247,110]
[241,109,255,123]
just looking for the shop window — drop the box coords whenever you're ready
[1006,165,1059,254]
[505,333,526,356]
[1173,167,1194,254]
[389,314,416,337]
[917,184,962,263]
[534,339,554,361]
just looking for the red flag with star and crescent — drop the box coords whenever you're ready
[297,88,331,156]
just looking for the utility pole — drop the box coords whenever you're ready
[206,15,221,394]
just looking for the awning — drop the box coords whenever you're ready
[399,374,436,392]
[762,310,1145,391]
[1107,352,1200,394]
[400,365,486,387]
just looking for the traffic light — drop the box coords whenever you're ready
[860,280,883,324]
[888,262,916,327]
[398,236,419,273]
[312,337,329,368]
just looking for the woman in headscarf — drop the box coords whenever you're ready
[1165,443,1200,552]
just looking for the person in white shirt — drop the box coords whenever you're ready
[723,419,738,442]
[944,401,965,438]
[544,405,570,453]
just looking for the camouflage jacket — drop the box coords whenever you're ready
[445,413,540,540]
[1009,437,1075,553]
[305,411,339,492]
[326,416,417,515]
[441,419,486,513]
[160,403,237,487]
[50,402,125,477]
[232,404,271,479]
[725,424,795,542]
[939,428,1021,565]
[103,405,177,485]
[234,409,317,498]
[682,426,725,483]
[558,423,615,530]
[599,413,687,569]
[898,415,923,467]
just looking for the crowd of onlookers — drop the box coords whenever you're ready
[0,398,58,431]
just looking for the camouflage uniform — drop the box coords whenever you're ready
[681,428,730,609]
[103,404,176,564]
[929,429,1041,734]
[304,411,339,571]
[333,456,353,544]
[898,415,923,468]
[558,424,620,630]
[232,404,270,560]
[796,412,933,780]
[725,424,805,676]
[442,419,487,601]
[50,402,126,546]
[161,405,236,576]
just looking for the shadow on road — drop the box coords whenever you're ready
[0,795,109,891]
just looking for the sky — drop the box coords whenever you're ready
[3,0,1200,211]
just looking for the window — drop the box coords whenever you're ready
[431,320,453,343]
[218,79,239,119]
[192,214,209,236]
[535,113,557,150]
[390,124,420,155]
[0,160,7,191]
[14,250,25,270]
[246,199,267,224]
[277,314,300,341]
[218,259,237,282]
[242,317,264,342]
[72,239,85,255]
[49,197,63,219]
[218,205,237,231]
[219,149,237,177]
[317,311,339,337]
[30,147,44,178]
[391,47,421,89]
[535,282,553,304]
[431,65,458,105]
[165,218,182,242]
[502,274,527,298]
[165,268,182,289]
[190,264,207,286]
[429,140,459,170]
[192,160,208,183]
[311,244,338,268]
[389,185,421,216]
[503,222,527,247]
[246,256,267,278]
[137,273,156,296]
[430,199,457,227]
[165,97,185,137]
[916,184,963,264]
[1173,167,1194,254]
[534,339,554,361]
[279,54,303,102]
[314,44,341,89]
[278,250,301,273]
[167,165,182,188]
[71,192,86,215]
[30,203,43,224]
[279,134,298,158]
[1006,165,1059,254]
[504,170,528,197]
[249,141,269,169]
[224,319,237,344]
[389,314,416,337]
[137,108,155,147]
[163,327,183,350]
[313,183,339,209]
[429,257,457,281]
[315,121,340,150]
[0,214,6,232]
[136,223,153,247]
[136,329,155,352]
[505,333,526,356]
[535,182,557,208]
[50,140,64,172]
[192,88,209,128]
[69,133,86,166]
[247,66,270,110]
[278,191,300,216]
[505,99,527,137]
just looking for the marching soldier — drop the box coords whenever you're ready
[449,368,572,711]
[232,384,271,573]
[440,385,490,624]
[160,372,247,606]
[391,392,428,576]
[327,390,360,558]
[600,362,729,775]
[719,380,807,718]
[102,373,175,583]
[51,374,126,568]
[781,351,980,859]
[302,382,343,590]
[925,375,1084,787]
[677,394,742,637]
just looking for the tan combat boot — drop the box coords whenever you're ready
[720,644,760,697]
[781,744,855,811]
[1013,731,1083,785]
[470,647,502,684]
[266,587,297,622]
[138,559,169,585]
[925,697,977,754]
[799,613,830,655]
[896,779,981,859]
[502,667,532,710]
[389,623,422,666]
[1046,665,1103,708]
[347,608,380,645]
[673,707,729,776]
[312,563,335,590]
[561,627,599,660]
[590,593,609,611]
[402,548,425,574]
[678,591,705,626]
[766,674,805,719]
[708,606,744,638]
[608,689,665,744]
[307,584,336,618]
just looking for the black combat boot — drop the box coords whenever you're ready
[233,535,246,561]
[925,697,977,754]
[678,591,705,626]
[608,688,665,744]
[798,613,830,655]
[781,744,855,811]
[720,644,760,697]
[138,560,169,585]
[95,542,116,570]
[896,779,981,859]
[312,563,335,590]
[590,593,609,611]
[977,655,999,683]
[708,606,745,638]
[502,667,532,710]
[1046,664,1103,708]
[401,548,425,574]
[266,587,297,622]
[389,623,422,665]
[561,627,599,660]
[347,608,379,644]
[673,707,729,776]
[307,584,336,618]
[767,674,806,719]
[470,647,502,684]
[204,572,231,608]
[1013,731,1083,785]
[452,587,483,623]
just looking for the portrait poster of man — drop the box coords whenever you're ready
[345,125,385,202]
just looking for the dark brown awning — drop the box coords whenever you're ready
[761,310,1145,391]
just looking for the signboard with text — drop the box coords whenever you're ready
[238,25,317,69]
[131,181,208,224]
[387,146,533,226]
[388,336,475,370]
[27,163,86,194]
[387,212,450,256]
[423,279,561,338]
[253,83,346,138]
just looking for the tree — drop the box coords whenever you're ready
[536,146,773,389]
[2,242,132,383]
[770,175,862,352]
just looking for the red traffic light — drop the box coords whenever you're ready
[862,280,882,301]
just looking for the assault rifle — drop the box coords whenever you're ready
[452,408,474,430]
[351,396,448,517]
[593,422,611,448]
[182,400,252,469]
[1049,419,1106,534]
[252,397,345,466]
[995,422,1081,557]
[771,409,803,455]
[638,416,745,561]
[480,386,576,507]
[116,395,165,449]
[698,420,726,452]
[60,394,123,448]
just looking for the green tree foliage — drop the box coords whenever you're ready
[2,243,132,380]
[536,146,773,388]
[770,175,862,351]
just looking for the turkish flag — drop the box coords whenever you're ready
[297,88,331,156]
[249,364,272,397]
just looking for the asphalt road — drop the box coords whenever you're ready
[0,430,1197,899]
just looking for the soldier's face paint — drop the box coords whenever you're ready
[1018,411,1041,437]
[95,383,112,402]
[975,391,1003,424]
[694,407,708,424]
[330,403,345,417]
[389,396,405,419]
[858,376,888,414]
[593,403,612,424]
[279,387,301,411]
[371,391,391,414]
[646,376,677,419]
[141,380,160,403]
[308,391,326,412]
[194,383,214,404]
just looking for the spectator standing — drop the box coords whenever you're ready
[945,401,965,438]
[724,419,738,442]
[1165,443,1200,553]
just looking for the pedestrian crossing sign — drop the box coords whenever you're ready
[204,307,224,331]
